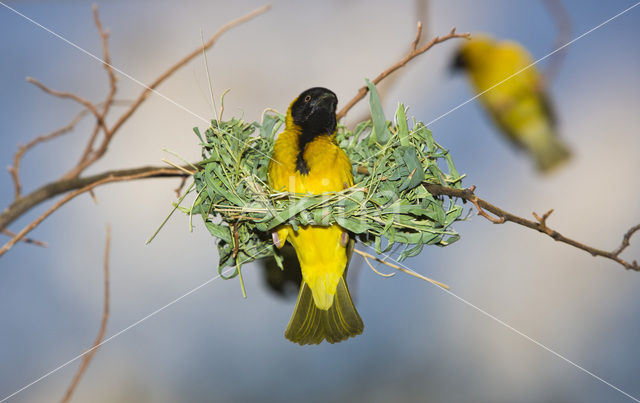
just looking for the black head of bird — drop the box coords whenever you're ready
[449,35,496,74]
[289,87,338,136]
[450,48,468,73]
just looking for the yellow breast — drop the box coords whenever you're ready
[268,130,353,194]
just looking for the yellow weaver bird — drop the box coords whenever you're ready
[268,87,364,345]
[451,34,571,172]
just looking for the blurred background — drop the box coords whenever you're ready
[1,0,639,402]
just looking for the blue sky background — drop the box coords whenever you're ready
[1,1,639,402]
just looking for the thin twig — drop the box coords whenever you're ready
[73,4,119,173]
[231,222,240,258]
[26,77,102,123]
[336,25,469,120]
[532,208,554,228]
[611,224,640,257]
[8,109,87,201]
[61,4,271,180]
[468,185,505,224]
[7,100,130,201]
[174,176,188,198]
[354,248,449,289]
[1,229,48,247]
[424,183,640,271]
[410,21,423,53]
[1,4,270,242]
[59,224,111,403]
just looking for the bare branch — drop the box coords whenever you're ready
[7,100,130,201]
[468,185,505,224]
[174,176,188,198]
[0,165,190,233]
[336,25,469,120]
[59,224,111,403]
[8,109,87,201]
[26,77,103,124]
[2,158,639,274]
[2,3,637,280]
[0,168,183,258]
[612,224,640,257]
[423,183,640,272]
[61,4,271,180]
[73,4,119,173]
[410,21,423,53]
[1,4,271,249]
[1,229,48,248]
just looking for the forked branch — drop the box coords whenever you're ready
[424,183,640,271]
[2,4,637,277]
[336,24,469,120]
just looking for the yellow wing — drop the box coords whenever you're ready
[459,35,570,172]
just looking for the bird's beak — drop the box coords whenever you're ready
[449,50,466,74]
[313,93,337,112]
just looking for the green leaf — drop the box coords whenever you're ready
[365,79,390,144]
[193,127,204,144]
[395,103,409,147]
[399,242,424,261]
[205,221,232,243]
[335,216,369,234]
[396,146,424,191]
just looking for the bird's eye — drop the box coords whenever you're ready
[304,95,311,103]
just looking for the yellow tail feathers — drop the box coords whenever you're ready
[531,135,571,173]
[284,277,364,345]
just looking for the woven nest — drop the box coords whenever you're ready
[172,85,465,284]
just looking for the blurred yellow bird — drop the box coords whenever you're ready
[452,34,571,172]
[268,87,364,345]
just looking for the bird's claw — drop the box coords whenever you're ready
[272,232,282,248]
[340,231,349,247]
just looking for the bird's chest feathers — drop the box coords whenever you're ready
[270,129,351,194]
[299,135,335,173]
[295,128,332,173]
[297,136,345,192]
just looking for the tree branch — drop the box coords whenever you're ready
[423,183,640,272]
[336,25,469,120]
[4,158,637,273]
[7,100,130,201]
[61,4,271,181]
[72,4,119,176]
[1,4,270,252]
[1,229,48,248]
[8,108,88,201]
[2,3,637,277]
[59,224,111,403]
[0,168,187,258]
[26,77,103,124]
